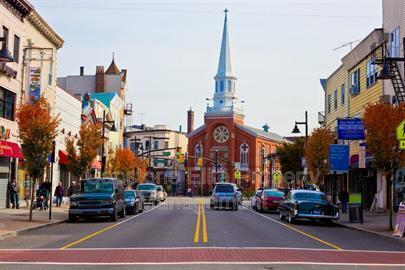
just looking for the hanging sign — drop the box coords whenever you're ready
[29,67,41,101]
[337,118,365,140]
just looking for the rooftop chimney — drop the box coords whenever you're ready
[95,66,105,93]
[80,66,84,76]
[187,108,194,134]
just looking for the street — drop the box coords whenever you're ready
[0,197,404,269]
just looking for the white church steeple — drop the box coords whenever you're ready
[207,9,242,116]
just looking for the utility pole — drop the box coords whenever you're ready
[261,145,265,188]
[215,149,219,183]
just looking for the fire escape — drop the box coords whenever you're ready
[372,39,405,104]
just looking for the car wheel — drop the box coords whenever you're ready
[279,212,285,220]
[325,219,333,226]
[258,204,263,213]
[119,206,126,218]
[110,208,118,222]
[288,213,295,224]
[69,214,77,222]
[154,200,159,206]
[139,203,144,213]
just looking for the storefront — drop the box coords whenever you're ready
[0,140,24,208]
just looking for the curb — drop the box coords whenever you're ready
[336,222,405,242]
[0,219,66,240]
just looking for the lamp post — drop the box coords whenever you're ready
[292,111,309,187]
[261,145,265,188]
[101,110,117,176]
[215,149,219,183]
[0,35,13,62]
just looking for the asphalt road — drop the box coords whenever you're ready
[0,197,404,269]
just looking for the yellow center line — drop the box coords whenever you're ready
[244,206,342,250]
[193,201,201,243]
[201,200,208,243]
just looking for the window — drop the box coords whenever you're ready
[0,87,15,121]
[153,140,159,150]
[13,35,19,63]
[350,68,360,95]
[366,59,378,88]
[164,141,169,149]
[2,27,8,51]
[391,27,400,57]
[215,81,219,93]
[341,84,345,105]
[227,80,232,92]
[48,60,53,85]
[327,94,331,114]
[219,81,224,92]
[145,140,150,151]
[334,89,338,110]
[240,143,249,165]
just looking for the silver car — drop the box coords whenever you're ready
[156,185,167,202]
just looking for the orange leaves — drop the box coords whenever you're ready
[110,148,136,179]
[363,102,405,172]
[305,127,334,185]
[65,123,103,178]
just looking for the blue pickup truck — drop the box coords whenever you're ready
[69,178,126,222]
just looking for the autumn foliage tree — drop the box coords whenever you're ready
[16,97,60,221]
[66,123,102,179]
[305,127,335,186]
[277,137,305,176]
[364,102,405,229]
[109,148,137,180]
[135,157,148,183]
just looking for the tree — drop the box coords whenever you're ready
[110,148,137,180]
[66,123,102,179]
[135,157,148,183]
[305,127,335,186]
[364,102,405,230]
[277,138,305,183]
[16,97,60,221]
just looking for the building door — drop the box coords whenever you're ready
[0,157,10,208]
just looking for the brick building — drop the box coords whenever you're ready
[187,11,285,195]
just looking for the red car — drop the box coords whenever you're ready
[255,189,285,212]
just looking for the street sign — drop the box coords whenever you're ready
[337,118,365,140]
[273,172,282,182]
[397,119,405,140]
[197,157,203,167]
[400,140,405,150]
[163,151,171,156]
[234,162,241,171]
[329,144,349,172]
[234,170,241,180]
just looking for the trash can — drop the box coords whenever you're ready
[348,203,362,223]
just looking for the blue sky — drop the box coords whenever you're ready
[31,0,382,136]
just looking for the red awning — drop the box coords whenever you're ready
[59,150,69,165]
[0,140,24,159]
[91,160,101,170]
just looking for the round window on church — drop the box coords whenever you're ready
[213,125,230,143]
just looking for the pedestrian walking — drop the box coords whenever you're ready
[67,181,78,197]
[338,188,349,214]
[187,187,193,197]
[54,182,64,207]
[7,179,19,209]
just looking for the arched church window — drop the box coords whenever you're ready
[240,143,249,165]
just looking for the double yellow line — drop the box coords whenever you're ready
[193,199,208,243]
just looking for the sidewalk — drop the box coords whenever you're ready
[338,210,403,240]
[0,204,68,239]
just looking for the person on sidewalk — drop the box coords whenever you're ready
[67,181,77,197]
[7,179,19,209]
[54,182,64,207]
[339,188,349,214]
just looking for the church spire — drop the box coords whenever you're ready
[215,9,234,79]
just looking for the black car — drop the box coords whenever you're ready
[125,190,144,215]
[69,178,126,222]
[278,190,339,224]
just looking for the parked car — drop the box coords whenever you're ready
[136,183,159,205]
[210,183,238,210]
[124,190,144,215]
[255,189,285,212]
[156,185,167,202]
[278,190,339,224]
[250,188,264,210]
[69,178,126,222]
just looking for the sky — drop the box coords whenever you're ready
[30,0,382,137]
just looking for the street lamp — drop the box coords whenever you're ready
[101,110,117,176]
[292,110,308,142]
[0,36,13,62]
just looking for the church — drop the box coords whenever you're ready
[186,10,286,194]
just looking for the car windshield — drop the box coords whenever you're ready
[125,191,135,199]
[81,179,114,193]
[215,185,234,193]
[294,192,326,201]
[264,190,284,197]
[137,184,156,191]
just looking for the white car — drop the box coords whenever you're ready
[156,185,167,202]
[250,189,264,209]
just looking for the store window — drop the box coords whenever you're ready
[0,87,16,121]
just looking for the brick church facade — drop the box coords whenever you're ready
[186,10,286,195]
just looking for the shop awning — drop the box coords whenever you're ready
[91,160,101,170]
[0,140,24,159]
[59,150,69,165]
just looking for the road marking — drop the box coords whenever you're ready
[193,201,201,243]
[243,206,342,250]
[201,200,208,243]
[60,204,164,249]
